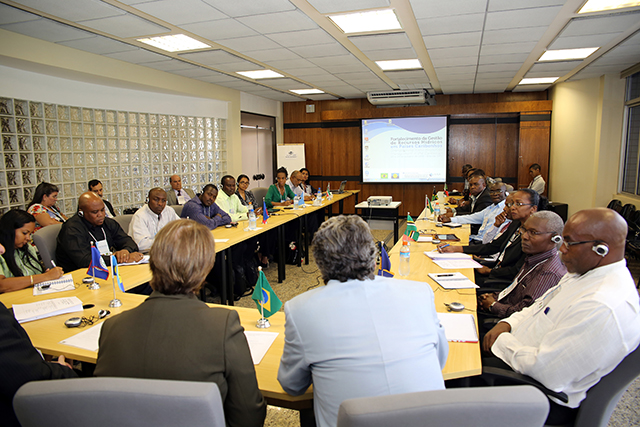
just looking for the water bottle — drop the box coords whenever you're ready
[248,204,257,230]
[293,194,300,209]
[399,241,410,276]
[434,200,441,218]
[314,188,322,206]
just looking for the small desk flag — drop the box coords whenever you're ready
[87,244,109,280]
[377,245,394,277]
[262,199,269,224]
[110,255,125,292]
[251,269,282,318]
[404,214,419,241]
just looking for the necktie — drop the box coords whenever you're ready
[177,190,182,196]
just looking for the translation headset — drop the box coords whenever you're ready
[592,243,609,257]
[78,210,84,217]
[551,235,562,244]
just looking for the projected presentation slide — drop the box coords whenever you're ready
[361,116,448,183]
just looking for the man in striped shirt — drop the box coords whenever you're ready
[478,211,566,318]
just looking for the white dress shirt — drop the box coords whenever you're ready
[528,175,545,194]
[451,200,506,242]
[492,259,640,408]
[128,204,180,252]
[286,179,304,198]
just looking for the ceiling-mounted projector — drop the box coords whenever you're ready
[367,89,436,106]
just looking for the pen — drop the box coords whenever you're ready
[437,274,454,277]
[437,243,450,253]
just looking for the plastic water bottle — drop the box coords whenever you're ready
[434,200,441,218]
[293,194,300,209]
[399,241,410,276]
[248,204,257,230]
[314,188,322,206]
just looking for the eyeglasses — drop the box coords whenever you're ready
[519,226,553,237]
[489,189,505,194]
[561,239,599,248]
[238,181,249,185]
[507,202,534,207]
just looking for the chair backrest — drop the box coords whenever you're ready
[252,187,269,206]
[573,344,640,427]
[13,377,225,427]
[337,385,548,427]
[114,214,134,235]
[338,386,548,427]
[172,204,184,217]
[32,223,62,269]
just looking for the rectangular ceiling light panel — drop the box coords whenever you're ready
[539,47,599,61]
[578,0,640,13]
[138,34,210,52]
[376,59,422,70]
[329,9,401,33]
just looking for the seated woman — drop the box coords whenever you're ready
[27,182,67,232]
[95,219,266,427]
[235,174,256,207]
[0,210,64,293]
[299,167,315,196]
[265,167,296,209]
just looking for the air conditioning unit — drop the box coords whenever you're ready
[367,89,435,106]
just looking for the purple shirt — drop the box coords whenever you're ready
[181,196,231,230]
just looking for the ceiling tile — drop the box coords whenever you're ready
[364,48,417,61]
[429,45,480,60]
[179,50,252,65]
[201,0,296,18]
[237,10,318,34]
[482,26,548,44]
[290,43,349,58]
[57,36,137,55]
[410,0,488,19]
[417,13,485,36]
[267,29,336,48]
[216,60,268,72]
[385,70,429,82]
[478,53,529,64]
[0,18,93,42]
[484,6,563,31]
[262,58,318,69]
[527,61,580,74]
[307,55,363,67]
[249,48,301,62]
[474,76,511,84]
[0,4,40,25]
[306,0,389,14]
[480,41,536,55]
[261,92,304,102]
[423,32,482,49]
[282,68,331,77]
[431,56,479,67]
[320,63,369,73]
[265,78,311,89]
[477,63,522,72]
[104,48,170,64]
[12,0,124,21]
[182,18,257,41]
[548,34,617,50]
[132,0,228,25]
[302,94,339,100]
[560,13,640,37]
[434,65,477,74]
[218,35,282,53]
[78,14,169,38]
[442,84,475,93]
[398,83,432,90]
[349,33,412,51]
[488,0,564,12]
[475,70,516,78]
[303,74,344,84]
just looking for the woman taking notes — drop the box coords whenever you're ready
[265,167,296,209]
[27,182,67,232]
[0,210,64,293]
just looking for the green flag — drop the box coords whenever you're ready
[251,270,282,318]
[404,214,419,241]
[426,197,434,214]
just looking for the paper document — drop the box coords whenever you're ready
[33,274,75,296]
[424,252,472,260]
[444,223,462,228]
[60,323,103,352]
[437,313,478,343]
[244,331,279,365]
[417,235,433,242]
[118,255,150,266]
[428,272,478,289]
[433,259,484,269]
[214,239,229,243]
[13,296,83,323]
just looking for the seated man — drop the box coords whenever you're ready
[278,215,448,427]
[166,175,195,206]
[528,163,545,195]
[447,170,492,236]
[216,175,249,222]
[88,179,116,217]
[129,188,180,252]
[483,208,640,425]
[286,170,313,201]
[482,194,513,244]
[439,182,507,243]
[181,184,230,229]
[56,192,142,272]
[478,211,566,318]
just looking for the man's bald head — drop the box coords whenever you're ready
[170,175,182,191]
[559,208,627,274]
[78,192,106,227]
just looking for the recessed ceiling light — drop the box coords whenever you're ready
[137,34,210,52]
[539,47,599,61]
[376,59,422,71]
[236,70,284,79]
[519,77,559,85]
[290,89,324,95]
[578,0,640,13]
[329,9,401,34]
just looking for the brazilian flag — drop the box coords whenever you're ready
[251,270,282,318]
[404,214,420,241]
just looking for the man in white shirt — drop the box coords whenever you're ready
[528,163,545,195]
[129,188,180,252]
[216,175,249,222]
[483,208,640,424]
[286,171,312,201]
[166,175,195,205]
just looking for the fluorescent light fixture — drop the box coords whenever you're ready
[329,9,401,34]
[236,70,284,79]
[376,59,422,71]
[578,0,640,13]
[519,77,559,85]
[539,47,599,61]
[290,89,324,95]
[137,34,210,52]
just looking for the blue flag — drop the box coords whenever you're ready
[262,199,269,224]
[111,255,125,292]
[87,244,108,280]
[377,245,394,277]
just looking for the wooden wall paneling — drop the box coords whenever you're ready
[402,183,439,217]
[283,101,322,123]
[494,123,519,183]
[448,123,497,178]
[283,128,323,176]
[518,119,551,191]
[323,127,361,177]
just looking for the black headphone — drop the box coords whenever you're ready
[592,242,609,257]
[78,210,84,217]
[551,235,562,244]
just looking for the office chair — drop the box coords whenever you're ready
[13,377,225,427]
[114,214,134,234]
[482,343,640,427]
[172,204,184,217]
[32,223,62,269]
[337,385,549,427]
[252,187,269,207]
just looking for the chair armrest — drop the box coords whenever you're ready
[482,366,569,404]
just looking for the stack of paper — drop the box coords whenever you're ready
[13,296,83,323]
[33,274,75,296]
[437,313,479,343]
[424,252,483,269]
[428,272,478,289]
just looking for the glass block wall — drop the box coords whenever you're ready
[0,97,227,216]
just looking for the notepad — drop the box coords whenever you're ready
[417,235,433,242]
[13,296,83,323]
[433,259,484,269]
[118,255,150,266]
[437,313,479,343]
[60,322,103,352]
[424,252,472,260]
[244,331,278,365]
[428,272,478,289]
[33,274,75,296]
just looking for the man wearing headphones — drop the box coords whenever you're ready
[483,208,640,424]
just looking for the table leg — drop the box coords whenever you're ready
[220,250,228,305]
[298,217,303,267]
[327,203,333,218]
[338,199,344,214]
[300,407,317,427]
[303,214,309,265]
[226,248,234,306]
[277,224,286,283]
[394,212,399,244]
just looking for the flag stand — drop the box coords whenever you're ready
[87,241,101,290]
[255,266,270,329]
[108,253,122,308]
